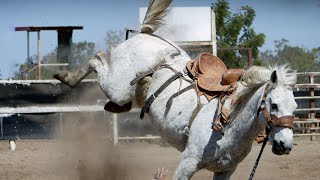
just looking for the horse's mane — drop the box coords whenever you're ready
[140,0,173,34]
[232,64,297,111]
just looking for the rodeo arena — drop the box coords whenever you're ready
[1,1,320,180]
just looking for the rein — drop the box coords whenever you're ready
[248,82,294,180]
[248,135,268,180]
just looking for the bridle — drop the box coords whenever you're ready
[248,82,294,180]
[257,83,294,131]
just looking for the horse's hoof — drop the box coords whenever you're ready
[53,71,78,88]
[53,71,68,80]
[104,101,132,113]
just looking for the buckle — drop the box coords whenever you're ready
[212,122,225,136]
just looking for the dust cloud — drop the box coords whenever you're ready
[49,112,127,180]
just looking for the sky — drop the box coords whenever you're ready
[0,0,319,79]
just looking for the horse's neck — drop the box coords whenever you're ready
[225,84,267,148]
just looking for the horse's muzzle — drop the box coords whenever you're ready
[272,140,291,155]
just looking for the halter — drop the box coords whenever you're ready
[257,82,294,130]
[248,82,294,180]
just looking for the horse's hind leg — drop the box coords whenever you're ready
[54,51,133,113]
[53,51,105,88]
[53,63,93,88]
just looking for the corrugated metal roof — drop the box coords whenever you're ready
[15,26,83,32]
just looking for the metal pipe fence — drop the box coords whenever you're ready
[293,72,320,140]
[1,71,320,142]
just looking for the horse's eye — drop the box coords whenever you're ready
[271,104,278,111]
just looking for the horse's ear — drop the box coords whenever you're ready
[270,70,278,84]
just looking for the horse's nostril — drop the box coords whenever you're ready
[273,140,292,155]
[279,141,286,149]
[280,141,292,152]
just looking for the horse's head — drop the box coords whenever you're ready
[263,70,297,155]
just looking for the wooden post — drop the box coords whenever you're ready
[113,113,118,145]
[27,31,30,63]
[309,74,316,141]
[37,31,41,80]
[59,113,63,137]
[211,8,217,56]
[0,117,3,139]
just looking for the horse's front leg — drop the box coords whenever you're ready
[53,51,105,88]
[213,168,236,180]
[174,155,199,180]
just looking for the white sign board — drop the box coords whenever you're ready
[139,7,212,42]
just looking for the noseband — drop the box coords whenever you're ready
[257,83,294,132]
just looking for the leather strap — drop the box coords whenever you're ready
[130,53,181,86]
[187,93,204,129]
[140,70,187,119]
[270,115,294,129]
[125,29,140,40]
[129,32,181,86]
[150,34,181,55]
[130,59,166,86]
[212,97,223,133]
[258,83,294,133]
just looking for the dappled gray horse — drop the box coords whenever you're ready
[54,0,297,179]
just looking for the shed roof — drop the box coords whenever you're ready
[15,26,83,32]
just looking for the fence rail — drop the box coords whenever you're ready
[2,71,320,141]
[293,72,320,140]
[0,105,158,144]
[295,96,320,100]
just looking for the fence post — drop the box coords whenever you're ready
[309,74,316,141]
[113,113,118,145]
[0,117,3,139]
[59,113,63,137]
[37,31,41,80]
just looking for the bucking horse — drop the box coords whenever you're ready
[54,0,297,179]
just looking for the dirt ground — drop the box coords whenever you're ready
[0,136,319,180]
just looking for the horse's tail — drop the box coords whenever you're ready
[140,0,173,34]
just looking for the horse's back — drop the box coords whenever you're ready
[100,33,188,105]
[111,34,180,67]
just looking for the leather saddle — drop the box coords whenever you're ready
[186,53,243,100]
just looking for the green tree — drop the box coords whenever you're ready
[69,41,95,70]
[311,47,320,63]
[104,30,125,59]
[42,41,96,79]
[259,39,320,72]
[13,55,37,79]
[212,0,265,68]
